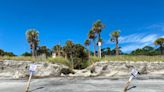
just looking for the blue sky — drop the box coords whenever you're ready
[0,0,164,55]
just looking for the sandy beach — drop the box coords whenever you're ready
[0,77,164,92]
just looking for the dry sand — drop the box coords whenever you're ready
[0,77,164,92]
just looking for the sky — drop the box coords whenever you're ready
[0,0,164,55]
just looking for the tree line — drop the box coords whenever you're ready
[0,49,16,56]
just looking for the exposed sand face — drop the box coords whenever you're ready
[0,77,164,92]
[1,60,164,79]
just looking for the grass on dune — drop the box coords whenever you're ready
[80,55,164,65]
[0,56,72,67]
[0,56,47,61]
[101,55,164,62]
[1,55,164,63]
[0,56,33,61]
[1,55,164,69]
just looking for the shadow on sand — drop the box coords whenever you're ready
[29,87,44,92]
[127,86,136,91]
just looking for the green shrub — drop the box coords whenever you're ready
[80,60,90,69]
[48,57,72,67]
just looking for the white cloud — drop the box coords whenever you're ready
[121,43,151,52]
[107,33,159,44]
[119,33,145,43]
[140,34,157,43]
[146,23,164,31]
[107,33,144,44]
[119,34,160,52]
[119,34,158,44]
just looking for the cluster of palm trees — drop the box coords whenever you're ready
[85,20,105,58]
[84,20,121,58]
[84,20,164,57]
[25,21,121,59]
[26,29,39,58]
[26,29,53,58]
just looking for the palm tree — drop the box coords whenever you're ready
[106,47,111,56]
[88,30,96,56]
[0,49,4,56]
[93,20,105,40]
[154,38,164,55]
[63,40,74,59]
[84,39,91,58]
[63,40,74,68]
[26,29,39,58]
[37,46,51,57]
[111,30,120,55]
[53,45,62,57]
[93,20,105,57]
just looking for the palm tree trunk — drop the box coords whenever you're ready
[160,45,163,55]
[65,53,67,59]
[98,33,101,58]
[98,45,101,58]
[88,46,90,60]
[59,48,61,57]
[70,54,74,69]
[35,49,37,58]
[32,43,35,58]
[57,50,59,57]
[35,47,37,58]
[57,47,60,57]
[93,41,96,57]
[34,44,37,58]
[116,38,119,55]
